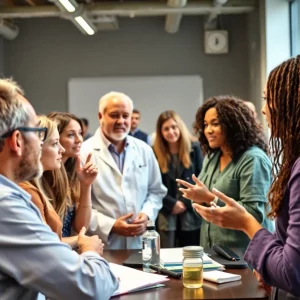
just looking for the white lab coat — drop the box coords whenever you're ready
[81,128,167,249]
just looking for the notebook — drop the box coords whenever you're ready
[109,263,169,297]
[203,270,241,284]
[160,248,212,266]
[165,260,224,273]
[123,248,247,269]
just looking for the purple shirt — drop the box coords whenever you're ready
[245,157,300,297]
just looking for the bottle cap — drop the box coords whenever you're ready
[146,220,155,230]
[183,246,203,258]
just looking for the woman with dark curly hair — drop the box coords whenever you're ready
[177,95,274,250]
[189,56,300,299]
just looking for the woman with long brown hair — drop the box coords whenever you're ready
[153,110,203,247]
[47,112,98,238]
[190,56,300,299]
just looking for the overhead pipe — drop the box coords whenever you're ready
[206,0,228,26]
[165,0,186,34]
[0,1,256,19]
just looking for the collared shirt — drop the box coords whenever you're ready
[129,128,151,145]
[81,128,167,249]
[0,175,119,300]
[100,129,129,173]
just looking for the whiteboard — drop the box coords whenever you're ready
[68,76,203,135]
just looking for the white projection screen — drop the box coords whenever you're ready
[68,75,203,135]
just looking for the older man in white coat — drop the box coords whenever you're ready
[81,91,167,249]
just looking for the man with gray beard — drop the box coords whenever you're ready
[81,91,167,249]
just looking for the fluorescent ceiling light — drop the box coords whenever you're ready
[75,16,95,35]
[58,0,76,12]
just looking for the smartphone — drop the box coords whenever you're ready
[212,244,240,261]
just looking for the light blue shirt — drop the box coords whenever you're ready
[0,175,119,300]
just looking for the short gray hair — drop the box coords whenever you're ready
[0,78,29,150]
[98,91,134,115]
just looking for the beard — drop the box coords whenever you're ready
[110,131,129,141]
[15,140,43,182]
[101,121,130,142]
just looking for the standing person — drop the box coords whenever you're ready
[191,56,300,299]
[47,112,98,237]
[129,109,151,144]
[81,91,167,249]
[177,96,274,250]
[153,110,203,248]
[0,78,118,300]
[81,117,93,141]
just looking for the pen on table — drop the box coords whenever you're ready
[149,265,182,279]
[212,244,239,261]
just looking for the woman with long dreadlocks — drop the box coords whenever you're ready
[189,56,300,299]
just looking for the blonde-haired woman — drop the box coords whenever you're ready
[20,115,78,246]
[153,110,203,248]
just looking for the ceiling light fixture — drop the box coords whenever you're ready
[74,16,95,35]
[58,0,77,12]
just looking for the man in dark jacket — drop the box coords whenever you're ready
[129,109,150,144]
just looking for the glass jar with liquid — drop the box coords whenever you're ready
[182,246,204,288]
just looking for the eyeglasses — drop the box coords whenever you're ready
[1,127,48,142]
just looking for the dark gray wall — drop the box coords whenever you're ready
[247,10,264,120]
[4,15,250,114]
[0,37,4,76]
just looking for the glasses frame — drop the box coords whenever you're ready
[1,127,48,142]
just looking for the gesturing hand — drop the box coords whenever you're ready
[176,174,214,204]
[112,213,147,237]
[76,153,98,187]
[78,226,104,255]
[172,201,186,215]
[192,188,249,230]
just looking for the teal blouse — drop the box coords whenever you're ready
[199,146,275,250]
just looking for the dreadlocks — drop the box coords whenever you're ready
[267,55,300,218]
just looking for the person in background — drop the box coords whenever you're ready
[48,112,98,238]
[81,91,167,249]
[244,101,258,119]
[0,78,118,300]
[129,109,151,145]
[153,110,203,248]
[177,96,274,251]
[191,56,300,299]
[81,117,93,141]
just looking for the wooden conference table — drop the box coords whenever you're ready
[103,250,269,300]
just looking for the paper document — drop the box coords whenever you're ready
[203,270,241,284]
[160,248,212,266]
[109,263,169,297]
